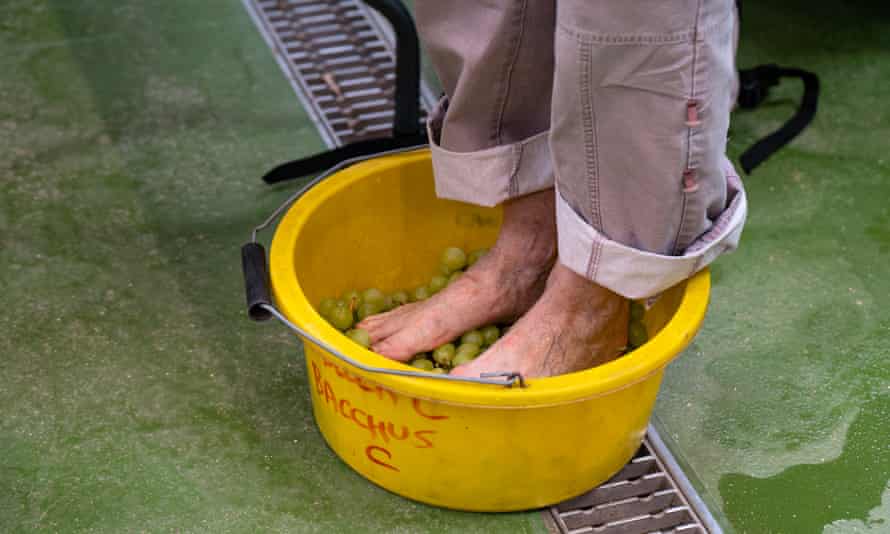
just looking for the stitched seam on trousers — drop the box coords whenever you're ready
[686,0,707,171]
[556,11,729,45]
[586,239,603,280]
[491,0,528,145]
[690,255,702,278]
[557,22,695,45]
[579,38,603,234]
[673,0,704,255]
[685,0,703,167]
[508,143,522,197]
[672,193,691,255]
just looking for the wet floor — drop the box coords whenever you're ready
[2,1,888,532]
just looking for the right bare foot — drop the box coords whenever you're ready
[358,189,557,361]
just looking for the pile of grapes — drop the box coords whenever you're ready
[315,247,496,373]
[627,300,648,349]
[316,246,649,375]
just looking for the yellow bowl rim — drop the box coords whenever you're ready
[269,149,710,407]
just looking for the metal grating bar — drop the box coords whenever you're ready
[549,425,722,534]
[243,0,435,148]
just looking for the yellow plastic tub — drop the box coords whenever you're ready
[265,149,709,511]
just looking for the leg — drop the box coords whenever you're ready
[360,0,559,360]
[455,0,747,378]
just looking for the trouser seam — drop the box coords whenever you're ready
[508,143,521,197]
[492,0,528,145]
[673,193,691,256]
[673,0,704,255]
[579,33,604,274]
[579,37,603,234]
[586,240,603,280]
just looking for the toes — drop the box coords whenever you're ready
[449,355,517,379]
[358,304,418,343]
[371,317,444,360]
[371,334,422,361]
[358,320,391,345]
[359,302,412,327]
[447,364,475,377]
[448,356,488,377]
[448,332,529,378]
[370,340,416,362]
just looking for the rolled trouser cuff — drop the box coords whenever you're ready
[427,99,554,207]
[555,169,748,300]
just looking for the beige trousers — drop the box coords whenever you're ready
[416,0,747,299]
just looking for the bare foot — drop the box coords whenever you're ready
[359,190,557,361]
[450,263,629,379]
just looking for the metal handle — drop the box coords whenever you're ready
[261,304,524,388]
[243,146,526,388]
[251,146,426,242]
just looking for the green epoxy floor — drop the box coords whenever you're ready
[1,1,888,533]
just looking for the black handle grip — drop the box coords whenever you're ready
[241,242,273,321]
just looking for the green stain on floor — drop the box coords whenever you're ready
[3,0,890,532]
[0,0,543,532]
[720,399,890,533]
[654,1,890,533]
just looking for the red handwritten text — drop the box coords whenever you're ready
[365,445,399,471]
[312,362,438,448]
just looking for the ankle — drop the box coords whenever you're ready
[547,263,623,310]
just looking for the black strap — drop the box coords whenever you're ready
[736,64,820,173]
[261,133,427,184]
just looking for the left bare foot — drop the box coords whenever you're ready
[450,262,628,379]
[358,190,556,361]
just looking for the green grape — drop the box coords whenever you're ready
[410,285,431,302]
[328,306,354,331]
[411,358,434,371]
[428,275,448,294]
[430,367,447,374]
[480,325,500,346]
[390,289,411,308]
[432,343,456,366]
[447,271,462,285]
[356,301,382,321]
[362,288,386,308]
[451,352,475,367]
[326,299,348,320]
[629,301,645,322]
[628,322,648,348]
[460,329,484,347]
[467,248,489,267]
[455,342,481,360]
[440,247,467,274]
[390,290,409,307]
[346,328,371,348]
[318,298,337,318]
[342,289,363,311]
[381,294,395,312]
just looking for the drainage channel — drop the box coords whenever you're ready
[547,425,721,534]
[242,0,435,148]
[243,2,721,533]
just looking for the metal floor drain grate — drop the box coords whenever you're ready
[243,0,435,148]
[243,2,721,532]
[548,425,721,534]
